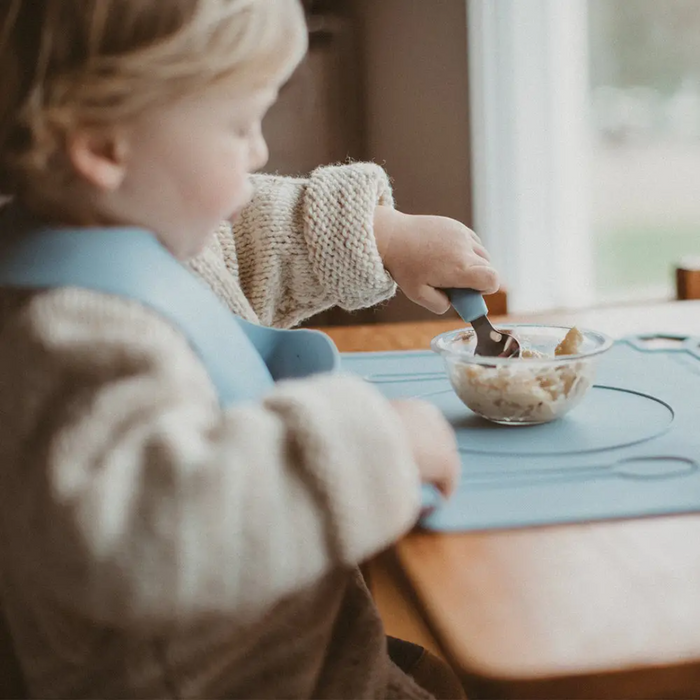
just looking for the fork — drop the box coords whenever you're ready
[445,288,521,358]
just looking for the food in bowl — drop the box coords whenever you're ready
[430,325,613,425]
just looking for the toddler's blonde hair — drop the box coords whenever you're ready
[0,0,307,200]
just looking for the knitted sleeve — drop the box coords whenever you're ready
[202,162,397,328]
[0,289,421,629]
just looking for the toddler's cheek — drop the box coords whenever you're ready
[196,172,249,219]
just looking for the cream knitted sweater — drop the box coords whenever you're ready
[0,163,434,699]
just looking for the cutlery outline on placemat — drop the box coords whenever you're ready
[462,456,698,490]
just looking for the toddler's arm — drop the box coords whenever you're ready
[1,291,421,630]
[191,162,396,328]
[191,162,499,329]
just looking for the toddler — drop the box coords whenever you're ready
[0,1,498,697]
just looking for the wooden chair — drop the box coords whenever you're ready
[676,259,700,300]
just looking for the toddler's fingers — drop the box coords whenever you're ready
[467,228,482,244]
[472,243,491,262]
[410,286,451,314]
[459,264,499,295]
[441,263,499,295]
[431,445,460,498]
[431,422,460,497]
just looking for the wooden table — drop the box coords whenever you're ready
[316,300,700,699]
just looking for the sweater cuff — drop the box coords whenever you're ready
[303,162,397,311]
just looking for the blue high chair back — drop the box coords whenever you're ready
[0,226,340,405]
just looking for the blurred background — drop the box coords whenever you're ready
[589,0,700,302]
[262,0,700,323]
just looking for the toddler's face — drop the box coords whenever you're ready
[112,78,280,259]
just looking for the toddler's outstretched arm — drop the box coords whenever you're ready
[196,161,499,329]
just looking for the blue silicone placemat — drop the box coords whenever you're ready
[341,335,700,531]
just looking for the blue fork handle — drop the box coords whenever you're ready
[444,288,488,323]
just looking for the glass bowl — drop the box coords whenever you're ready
[430,324,614,425]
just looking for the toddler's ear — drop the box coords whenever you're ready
[67,127,128,191]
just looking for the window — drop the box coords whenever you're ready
[590,0,700,302]
[468,0,700,312]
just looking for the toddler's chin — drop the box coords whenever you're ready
[228,190,253,222]
[171,231,215,261]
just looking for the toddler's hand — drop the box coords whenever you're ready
[374,206,499,314]
[390,398,460,498]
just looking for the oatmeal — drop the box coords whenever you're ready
[448,326,592,424]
